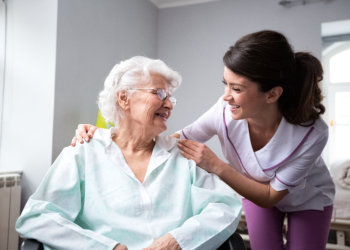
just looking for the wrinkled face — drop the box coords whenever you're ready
[222,66,269,121]
[125,73,173,135]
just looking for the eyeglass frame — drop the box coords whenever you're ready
[127,88,177,106]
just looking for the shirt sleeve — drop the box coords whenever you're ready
[169,161,242,250]
[179,97,223,143]
[15,146,118,250]
[271,127,328,191]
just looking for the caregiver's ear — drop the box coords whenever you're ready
[266,86,283,103]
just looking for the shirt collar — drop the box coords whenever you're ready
[93,127,178,152]
[94,128,179,182]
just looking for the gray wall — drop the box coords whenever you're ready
[158,0,350,157]
[52,0,158,160]
[2,0,350,205]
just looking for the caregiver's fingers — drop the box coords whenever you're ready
[86,125,97,138]
[71,129,84,146]
[71,124,96,147]
[76,124,96,141]
[178,141,206,164]
[177,140,201,156]
[76,124,89,140]
[170,133,180,139]
[179,149,200,164]
[71,130,85,147]
[178,139,202,150]
[178,139,207,154]
[71,136,78,147]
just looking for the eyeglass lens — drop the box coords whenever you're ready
[156,89,167,100]
[156,89,176,106]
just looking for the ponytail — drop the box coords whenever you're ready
[282,52,325,126]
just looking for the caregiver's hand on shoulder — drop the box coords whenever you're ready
[177,139,224,173]
[171,133,180,139]
[71,124,97,146]
[142,233,181,250]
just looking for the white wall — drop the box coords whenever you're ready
[0,0,58,206]
[158,0,350,157]
[52,0,158,161]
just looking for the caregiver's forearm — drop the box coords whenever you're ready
[214,161,288,208]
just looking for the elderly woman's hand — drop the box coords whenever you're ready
[71,124,97,146]
[113,243,128,250]
[142,233,181,250]
[177,139,224,174]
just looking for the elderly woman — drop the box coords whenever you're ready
[16,56,241,250]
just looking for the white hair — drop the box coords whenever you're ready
[98,56,182,124]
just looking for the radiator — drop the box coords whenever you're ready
[0,171,22,250]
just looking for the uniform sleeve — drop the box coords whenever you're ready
[169,162,242,250]
[15,147,118,250]
[271,127,328,191]
[179,97,223,143]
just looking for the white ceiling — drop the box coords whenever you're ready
[149,0,221,8]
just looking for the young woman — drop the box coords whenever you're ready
[73,31,334,250]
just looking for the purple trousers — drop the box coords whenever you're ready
[243,198,333,250]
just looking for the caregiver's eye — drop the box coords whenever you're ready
[232,87,241,92]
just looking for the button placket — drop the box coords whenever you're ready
[138,181,155,239]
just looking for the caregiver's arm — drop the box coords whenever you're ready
[71,124,181,146]
[217,162,288,208]
[178,139,288,208]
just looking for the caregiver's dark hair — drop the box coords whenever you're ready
[223,30,325,126]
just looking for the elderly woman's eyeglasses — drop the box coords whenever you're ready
[128,88,177,106]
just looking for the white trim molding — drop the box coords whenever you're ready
[149,0,221,8]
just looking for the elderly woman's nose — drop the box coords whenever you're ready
[163,97,174,109]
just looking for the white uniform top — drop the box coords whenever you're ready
[180,97,335,212]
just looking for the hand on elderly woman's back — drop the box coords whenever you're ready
[142,233,181,250]
[71,124,97,146]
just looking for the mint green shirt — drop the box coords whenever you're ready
[16,128,241,250]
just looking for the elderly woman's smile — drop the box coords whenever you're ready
[155,109,170,120]
[124,73,175,135]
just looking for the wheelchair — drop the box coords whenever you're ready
[21,232,246,250]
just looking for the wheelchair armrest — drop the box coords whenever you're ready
[20,233,246,250]
[217,232,247,250]
[21,239,43,250]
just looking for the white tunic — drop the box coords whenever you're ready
[16,128,242,250]
[180,97,335,212]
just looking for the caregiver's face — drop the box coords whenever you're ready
[222,67,269,121]
[128,73,174,135]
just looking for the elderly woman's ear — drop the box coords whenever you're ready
[116,90,129,110]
